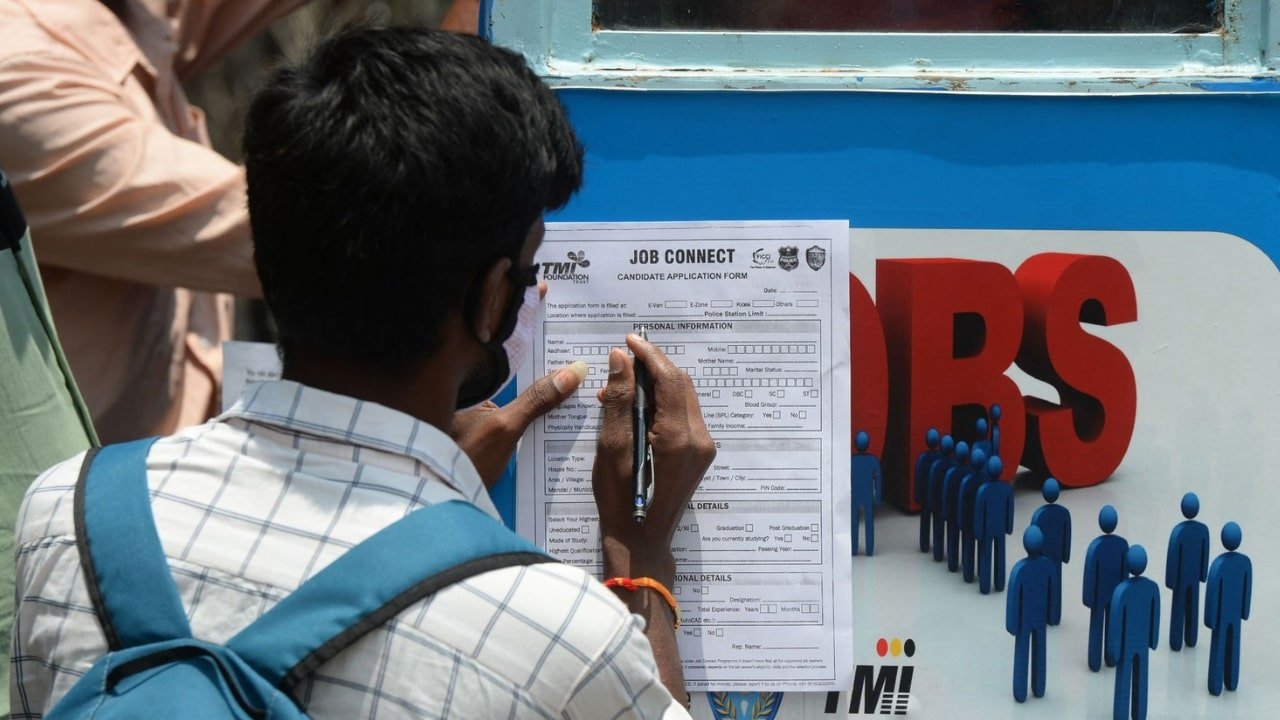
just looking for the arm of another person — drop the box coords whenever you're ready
[441,0,482,34]
[169,0,314,81]
[594,334,716,708]
[0,53,260,297]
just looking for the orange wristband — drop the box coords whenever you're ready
[604,576,682,629]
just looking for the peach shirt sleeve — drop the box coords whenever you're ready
[0,0,309,299]
[0,51,261,298]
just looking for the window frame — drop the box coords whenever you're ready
[488,0,1280,93]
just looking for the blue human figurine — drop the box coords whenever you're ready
[914,428,942,553]
[850,430,882,556]
[957,447,990,583]
[942,441,973,572]
[1083,505,1129,671]
[1007,526,1056,703]
[928,434,956,562]
[1205,522,1251,696]
[1165,492,1209,651]
[973,416,992,459]
[989,403,1002,457]
[1108,546,1160,720]
[973,456,1012,594]
[1030,478,1071,625]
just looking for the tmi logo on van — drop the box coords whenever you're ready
[824,637,916,716]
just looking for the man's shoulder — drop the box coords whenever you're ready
[17,448,88,545]
[0,4,76,69]
[17,425,226,546]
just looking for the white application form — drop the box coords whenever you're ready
[516,221,852,691]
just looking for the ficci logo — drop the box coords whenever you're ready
[824,637,916,716]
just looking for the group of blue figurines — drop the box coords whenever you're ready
[849,405,1253,720]
[1004,489,1252,720]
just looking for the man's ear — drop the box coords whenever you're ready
[473,257,513,343]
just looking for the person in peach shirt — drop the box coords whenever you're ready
[0,0,478,444]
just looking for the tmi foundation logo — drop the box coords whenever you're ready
[824,638,916,716]
[540,250,590,284]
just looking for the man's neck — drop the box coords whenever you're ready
[282,357,458,433]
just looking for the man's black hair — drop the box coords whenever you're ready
[243,26,583,374]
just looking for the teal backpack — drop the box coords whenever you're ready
[46,438,552,719]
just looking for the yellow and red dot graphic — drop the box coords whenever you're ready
[875,637,916,658]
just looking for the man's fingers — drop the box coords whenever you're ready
[502,361,586,432]
[599,348,634,421]
[625,333,688,420]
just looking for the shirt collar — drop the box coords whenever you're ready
[221,380,499,520]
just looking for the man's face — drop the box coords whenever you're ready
[454,216,549,408]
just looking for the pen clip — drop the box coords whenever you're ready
[641,445,656,510]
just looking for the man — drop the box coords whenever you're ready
[1165,492,1209,651]
[13,26,713,718]
[1107,546,1160,720]
[1030,478,1070,625]
[1205,522,1251,696]
[973,456,1012,594]
[912,427,941,553]
[1083,505,1128,672]
[1006,526,1055,703]
[0,0,479,444]
[0,168,97,717]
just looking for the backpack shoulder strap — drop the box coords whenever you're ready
[228,500,554,693]
[74,438,193,650]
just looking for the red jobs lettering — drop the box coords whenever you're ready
[855,253,1137,510]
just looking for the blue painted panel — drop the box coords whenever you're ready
[550,90,1280,262]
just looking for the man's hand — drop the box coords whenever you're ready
[593,334,715,704]
[594,335,716,580]
[452,362,586,487]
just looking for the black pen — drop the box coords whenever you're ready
[632,326,655,525]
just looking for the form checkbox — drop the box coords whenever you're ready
[713,629,724,637]
[581,525,589,533]
[798,410,806,419]
[693,629,702,637]
[665,300,688,309]
[810,523,819,532]
[744,390,753,398]
[690,523,699,532]
[745,524,754,532]
[712,390,721,398]
[700,586,709,596]
[783,534,793,542]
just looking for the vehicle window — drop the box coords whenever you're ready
[594,0,1221,33]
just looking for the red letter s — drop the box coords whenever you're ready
[1016,253,1137,488]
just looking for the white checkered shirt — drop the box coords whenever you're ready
[12,380,688,719]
